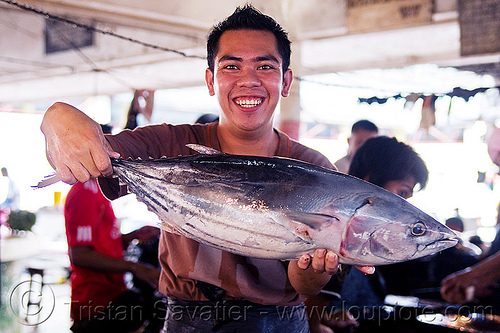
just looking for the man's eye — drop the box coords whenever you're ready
[224,65,238,70]
[399,190,411,199]
[259,64,273,70]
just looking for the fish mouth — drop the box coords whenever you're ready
[370,236,459,264]
[414,236,459,257]
[421,236,459,250]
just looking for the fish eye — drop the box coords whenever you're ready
[411,221,426,236]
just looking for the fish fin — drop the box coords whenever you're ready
[159,222,183,235]
[285,211,339,230]
[186,144,223,155]
[157,217,184,235]
[32,173,61,189]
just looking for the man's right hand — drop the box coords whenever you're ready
[41,102,120,184]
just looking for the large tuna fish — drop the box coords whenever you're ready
[107,145,457,266]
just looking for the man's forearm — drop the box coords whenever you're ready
[70,246,134,273]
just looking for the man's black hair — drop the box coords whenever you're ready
[351,119,378,134]
[349,136,428,190]
[206,4,291,73]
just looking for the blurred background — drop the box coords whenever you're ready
[0,0,499,332]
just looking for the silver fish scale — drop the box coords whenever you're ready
[111,155,335,258]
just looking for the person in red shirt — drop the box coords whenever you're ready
[65,177,160,332]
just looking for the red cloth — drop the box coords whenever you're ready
[64,179,126,321]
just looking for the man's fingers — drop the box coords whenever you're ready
[56,155,105,184]
[297,254,312,270]
[297,250,341,275]
[64,143,119,182]
[91,150,114,177]
[325,252,339,275]
[55,165,77,185]
[312,249,326,272]
[306,250,339,275]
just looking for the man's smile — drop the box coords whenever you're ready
[234,97,263,108]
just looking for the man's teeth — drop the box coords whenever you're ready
[236,99,262,108]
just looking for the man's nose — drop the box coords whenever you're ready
[237,68,261,87]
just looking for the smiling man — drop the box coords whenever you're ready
[40,6,369,332]
[205,28,293,157]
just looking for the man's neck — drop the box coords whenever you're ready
[217,125,278,157]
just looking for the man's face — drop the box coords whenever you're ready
[205,29,293,132]
[348,129,378,157]
[384,176,417,199]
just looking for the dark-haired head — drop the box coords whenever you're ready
[348,136,428,191]
[351,119,378,134]
[207,5,291,74]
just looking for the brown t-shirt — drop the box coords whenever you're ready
[102,122,334,306]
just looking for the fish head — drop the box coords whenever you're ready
[339,194,458,266]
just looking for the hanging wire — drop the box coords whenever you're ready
[0,0,206,60]
[45,19,137,90]
[0,56,75,71]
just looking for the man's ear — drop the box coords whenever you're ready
[281,69,293,97]
[205,68,215,96]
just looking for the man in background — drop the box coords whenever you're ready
[335,119,378,173]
